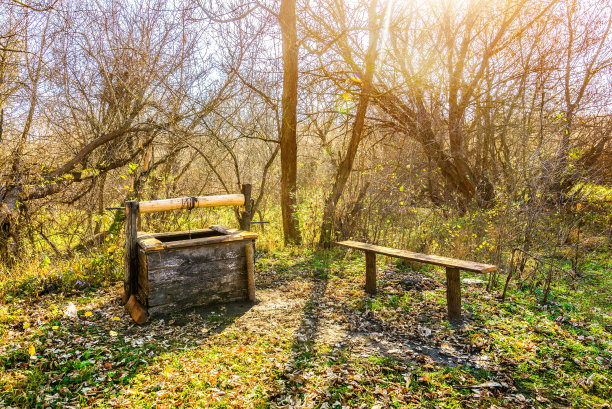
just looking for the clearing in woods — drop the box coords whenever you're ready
[0,248,610,408]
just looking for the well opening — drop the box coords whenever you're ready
[154,230,225,243]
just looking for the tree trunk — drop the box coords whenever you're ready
[319,0,381,248]
[94,173,107,235]
[375,93,475,205]
[0,108,3,142]
[0,187,20,264]
[279,0,301,245]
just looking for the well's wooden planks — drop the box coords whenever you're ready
[160,233,256,250]
[147,289,248,317]
[148,257,246,286]
[336,240,497,273]
[145,241,247,270]
[136,233,164,251]
[137,249,149,307]
[148,269,248,307]
[139,194,245,213]
[133,226,257,321]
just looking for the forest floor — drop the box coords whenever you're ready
[0,247,611,408]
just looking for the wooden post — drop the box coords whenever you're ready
[446,267,462,324]
[240,184,252,231]
[123,200,139,305]
[365,250,377,295]
[245,241,256,301]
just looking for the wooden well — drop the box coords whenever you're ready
[121,187,257,324]
[135,226,257,318]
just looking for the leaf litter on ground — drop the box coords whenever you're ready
[0,251,610,408]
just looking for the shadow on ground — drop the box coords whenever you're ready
[260,256,503,407]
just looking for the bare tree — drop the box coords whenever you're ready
[0,0,228,260]
[279,0,301,244]
[317,0,384,247]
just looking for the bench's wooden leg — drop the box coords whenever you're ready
[446,267,462,324]
[365,251,376,295]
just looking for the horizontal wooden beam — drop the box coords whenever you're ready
[336,240,497,274]
[138,194,245,214]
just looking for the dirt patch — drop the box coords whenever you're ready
[398,273,440,291]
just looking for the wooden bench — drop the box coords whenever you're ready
[336,240,497,323]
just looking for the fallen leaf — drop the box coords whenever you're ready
[455,381,502,389]
[29,345,36,356]
[23,322,31,329]
[64,302,78,319]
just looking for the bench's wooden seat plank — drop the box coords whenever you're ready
[335,240,498,324]
[336,240,497,273]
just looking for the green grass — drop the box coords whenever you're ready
[0,241,610,407]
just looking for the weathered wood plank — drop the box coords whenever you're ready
[336,240,497,273]
[148,257,246,286]
[136,233,164,251]
[138,286,148,308]
[137,228,222,251]
[139,194,245,213]
[137,249,149,306]
[148,269,247,301]
[147,289,248,317]
[159,232,257,250]
[145,241,247,270]
[147,269,248,307]
[365,251,377,295]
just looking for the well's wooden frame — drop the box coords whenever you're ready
[122,185,255,324]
